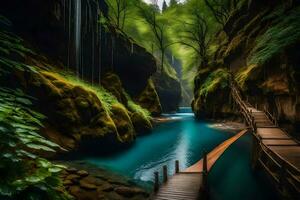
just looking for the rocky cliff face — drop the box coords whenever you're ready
[0,0,162,152]
[192,0,300,138]
[0,0,161,115]
[2,65,153,152]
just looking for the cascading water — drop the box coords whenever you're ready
[98,8,102,84]
[63,0,103,82]
[74,0,82,78]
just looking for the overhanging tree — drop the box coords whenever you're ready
[178,2,211,69]
[137,3,173,73]
[204,0,238,27]
[106,0,128,30]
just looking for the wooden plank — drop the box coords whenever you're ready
[263,139,298,146]
[153,173,202,200]
[185,130,247,172]
[269,146,300,169]
[257,128,290,139]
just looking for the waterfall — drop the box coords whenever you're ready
[74,0,82,78]
[63,0,103,83]
[98,8,102,84]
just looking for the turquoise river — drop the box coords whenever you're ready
[81,108,279,200]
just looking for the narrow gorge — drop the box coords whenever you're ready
[0,0,299,200]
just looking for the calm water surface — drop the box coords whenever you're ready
[83,108,279,200]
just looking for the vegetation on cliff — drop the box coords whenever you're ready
[0,11,153,199]
[191,0,300,136]
[249,6,300,66]
[0,17,71,199]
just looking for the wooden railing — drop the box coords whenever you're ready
[153,152,208,195]
[253,135,300,198]
[230,81,257,133]
[263,106,278,126]
[230,78,300,198]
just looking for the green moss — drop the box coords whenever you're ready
[235,64,259,89]
[127,96,152,122]
[101,73,128,105]
[48,70,119,114]
[249,6,300,65]
[111,103,135,142]
[224,33,246,57]
[199,68,230,98]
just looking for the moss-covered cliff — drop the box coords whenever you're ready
[192,0,300,138]
[0,0,164,154]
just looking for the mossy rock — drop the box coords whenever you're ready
[130,112,152,134]
[136,79,162,116]
[101,73,128,105]
[19,70,129,151]
[110,104,135,142]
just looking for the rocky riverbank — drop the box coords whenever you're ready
[58,161,151,200]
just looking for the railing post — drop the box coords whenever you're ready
[279,162,286,191]
[202,151,208,188]
[163,165,168,183]
[200,151,208,199]
[175,160,179,173]
[154,171,159,192]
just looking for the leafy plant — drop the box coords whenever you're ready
[0,88,70,200]
[248,6,300,65]
[199,68,230,98]
[0,15,36,76]
[0,15,71,200]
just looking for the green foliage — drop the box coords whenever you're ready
[0,16,71,200]
[0,15,36,75]
[199,68,230,98]
[248,6,300,65]
[235,64,258,89]
[60,70,152,120]
[169,0,178,7]
[56,70,119,114]
[0,88,70,200]
[126,94,152,121]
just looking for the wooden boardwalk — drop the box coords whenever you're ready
[152,129,247,200]
[153,172,203,200]
[249,109,300,169]
[231,82,300,198]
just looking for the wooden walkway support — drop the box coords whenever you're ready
[230,81,300,199]
[152,130,247,200]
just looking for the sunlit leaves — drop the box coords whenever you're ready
[0,15,70,200]
[0,87,70,199]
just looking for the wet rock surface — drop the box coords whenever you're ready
[59,161,150,200]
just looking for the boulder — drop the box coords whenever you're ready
[130,112,153,134]
[110,104,135,142]
[136,79,162,116]
[101,73,128,105]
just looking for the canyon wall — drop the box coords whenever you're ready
[192,0,300,138]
